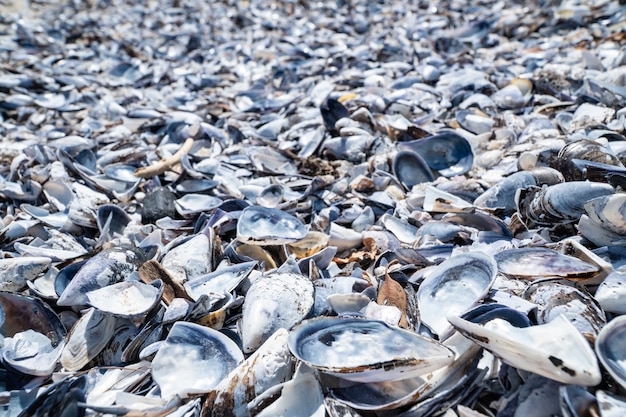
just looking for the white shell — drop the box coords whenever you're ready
[237,206,307,245]
[2,330,64,376]
[0,256,51,292]
[417,252,497,339]
[288,317,454,383]
[597,390,626,417]
[595,267,626,314]
[86,280,163,318]
[449,314,601,385]
[183,261,256,302]
[161,234,212,283]
[152,321,243,400]
[240,272,314,353]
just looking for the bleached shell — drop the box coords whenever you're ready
[595,267,626,314]
[287,317,454,383]
[0,256,51,292]
[417,252,497,339]
[57,246,146,306]
[240,272,314,353]
[151,321,243,400]
[207,329,295,417]
[448,314,601,385]
[183,261,256,302]
[160,234,211,283]
[86,280,163,318]
[2,330,64,376]
[595,315,626,390]
[61,307,117,372]
[236,206,307,245]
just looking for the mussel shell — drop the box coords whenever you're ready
[0,292,66,346]
[417,252,497,339]
[449,314,601,385]
[397,132,474,177]
[524,278,606,336]
[287,317,454,383]
[392,150,435,189]
[595,316,626,390]
[183,261,257,301]
[237,205,308,245]
[86,280,163,319]
[557,139,623,181]
[151,321,243,399]
[494,247,600,280]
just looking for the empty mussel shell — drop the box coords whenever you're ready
[397,132,474,177]
[494,247,600,280]
[237,205,308,245]
[287,317,454,383]
[595,316,626,391]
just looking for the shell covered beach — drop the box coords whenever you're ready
[2,0,626,416]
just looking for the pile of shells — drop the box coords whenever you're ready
[2,0,626,415]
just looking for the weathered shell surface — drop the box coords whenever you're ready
[449,314,601,385]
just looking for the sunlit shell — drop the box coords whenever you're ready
[449,314,601,385]
[417,252,497,339]
[86,280,163,318]
[494,247,599,280]
[151,321,243,399]
[237,206,307,245]
[595,316,626,390]
[240,271,314,353]
[288,317,454,383]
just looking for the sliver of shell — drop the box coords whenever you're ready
[287,317,454,383]
[595,267,626,314]
[151,321,243,400]
[237,206,307,245]
[204,328,295,417]
[183,261,257,302]
[494,247,599,280]
[448,314,601,385]
[595,316,626,390]
[0,256,51,292]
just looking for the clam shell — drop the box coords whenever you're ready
[2,330,64,376]
[183,261,257,302]
[152,321,243,399]
[61,307,117,372]
[595,267,626,314]
[287,317,454,383]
